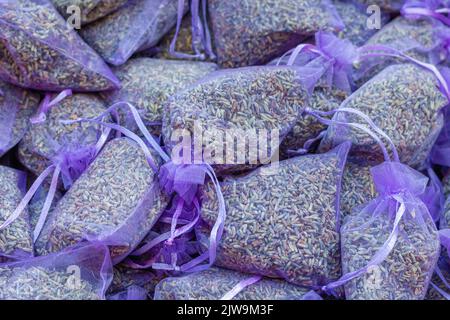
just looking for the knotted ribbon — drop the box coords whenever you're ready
[169,0,216,60]
[64,101,227,273]
[275,32,358,94]
[30,89,72,124]
[0,125,111,242]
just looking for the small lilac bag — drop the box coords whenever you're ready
[162,65,309,174]
[0,81,40,158]
[0,0,120,91]
[206,0,344,68]
[320,63,448,170]
[0,243,112,300]
[334,162,441,299]
[34,138,169,264]
[80,0,183,66]
[199,143,351,287]
[154,267,321,300]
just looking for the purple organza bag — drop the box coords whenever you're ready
[199,143,350,287]
[0,243,112,300]
[331,162,441,300]
[320,63,447,170]
[206,0,344,68]
[0,166,33,262]
[51,0,128,25]
[356,4,450,85]
[0,0,120,91]
[154,267,321,300]
[34,138,170,264]
[0,81,40,158]
[18,94,109,189]
[162,65,309,175]
[333,0,390,46]
[102,58,218,136]
[80,0,183,66]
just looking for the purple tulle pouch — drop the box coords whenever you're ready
[80,0,183,66]
[34,138,170,264]
[339,162,441,299]
[320,63,447,170]
[355,14,450,85]
[51,0,128,25]
[154,267,321,300]
[0,81,40,158]
[207,0,344,68]
[101,58,218,136]
[162,65,309,175]
[0,243,112,300]
[0,166,33,262]
[0,0,120,91]
[199,143,351,287]
[18,93,110,190]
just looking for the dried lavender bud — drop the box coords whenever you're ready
[0,0,120,91]
[163,66,308,174]
[0,81,40,158]
[51,0,127,25]
[200,143,350,287]
[80,0,183,66]
[155,267,312,300]
[356,17,444,85]
[333,0,390,46]
[18,94,108,182]
[341,204,440,300]
[102,58,218,136]
[0,244,112,300]
[320,64,447,170]
[340,162,377,219]
[0,166,33,261]
[208,0,344,68]
[280,85,347,158]
[35,138,169,263]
